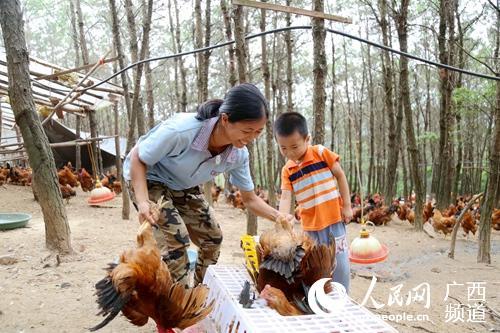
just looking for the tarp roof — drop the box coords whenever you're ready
[0,48,126,170]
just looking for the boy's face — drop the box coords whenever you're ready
[276,131,310,163]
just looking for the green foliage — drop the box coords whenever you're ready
[417,131,439,143]
[452,83,495,117]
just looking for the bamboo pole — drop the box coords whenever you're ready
[232,0,352,23]
[41,51,111,126]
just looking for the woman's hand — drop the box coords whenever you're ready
[137,200,157,226]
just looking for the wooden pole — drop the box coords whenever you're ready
[232,0,352,23]
[34,56,120,81]
[448,192,483,259]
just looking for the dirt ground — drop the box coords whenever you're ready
[1,184,499,333]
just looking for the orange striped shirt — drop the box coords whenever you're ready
[281,145,342,231]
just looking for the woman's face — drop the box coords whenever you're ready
[221,113,266,148]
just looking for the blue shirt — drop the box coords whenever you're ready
[123,113,254,191]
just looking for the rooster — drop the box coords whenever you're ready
[90,197,214,332]
[246,217,336,316]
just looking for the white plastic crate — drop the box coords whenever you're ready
[202,265,398,333]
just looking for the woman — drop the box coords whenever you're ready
[123,83,289,286]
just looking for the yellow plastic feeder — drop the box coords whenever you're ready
[349,221,389,264]
[87,179,115,205]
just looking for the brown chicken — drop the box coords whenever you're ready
[211,185,222,204]
[59,184,76,204]
[364,206,397,226]
[396,203,415,224]
[249,217,336,316]
[443,204,458,218]
[423,201,434,223]
[492,209,500,231]
[460,210,476,237]
[9,166,32,186]
[431,209,456,237]
[78,168,94,192]
[58,166,79,187]
[111,180,122,194]
[233,190,245,210]
[0,167,9,186]
[90,197,213,332]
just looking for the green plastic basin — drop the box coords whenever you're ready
[0,213,31,230]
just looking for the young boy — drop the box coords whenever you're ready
[274,112,353,292]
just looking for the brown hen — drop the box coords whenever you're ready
[431,209,456,237]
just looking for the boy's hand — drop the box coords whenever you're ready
[341,205,353,223]
[276,213,296,226]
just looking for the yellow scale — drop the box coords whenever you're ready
[240,234,259,280]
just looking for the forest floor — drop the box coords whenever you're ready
[1,184,499,333]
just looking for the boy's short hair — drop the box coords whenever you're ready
[274,112,308,138]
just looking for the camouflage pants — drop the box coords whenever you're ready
[129,181,222,286]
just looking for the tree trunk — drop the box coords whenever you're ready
[76,0,100,175]
[167,0,180,113]
[434,0,456,210]
[114,101,130,219]
[109,0,133,129]
[285,0,293,113]
[142,0,155,130]
[233,4,257,234]
[311,0,326,145]
[329,36,336,151]
[452,5,465,197]
[221,0,237,87]
[379,0,399,203]
[75,0,89,66]
[1,0,72,254]
[203,0,212,100]
[234,5,247,83]
[173,0,187,112]
[260,3,276,208]
[393,0,425,229]
[111,50,131,220]
[88,111,100,175]
[125,0,153,149]
[367,23,375,195]
[74,116,81,170]
[69,0,80,68]
[478,4,500,263]
[69,0,83,171]
[343,42,354,189]
[195,0,204,102]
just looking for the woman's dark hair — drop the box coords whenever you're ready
[196,83,269,122]
[274,112,308,138]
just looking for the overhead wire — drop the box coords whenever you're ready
[78,25,499,94]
